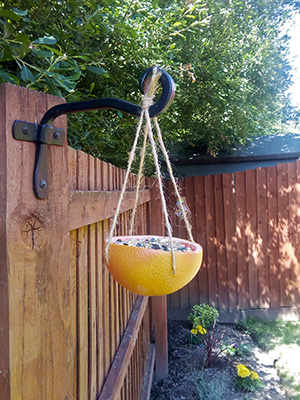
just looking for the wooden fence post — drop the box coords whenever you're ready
[0,84,76,399]
[149,178,168,381]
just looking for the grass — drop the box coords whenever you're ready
[238,317,300,399]
[237,318,300,351]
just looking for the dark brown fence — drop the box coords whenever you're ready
[0,83,167,400]
[167,162,300,321]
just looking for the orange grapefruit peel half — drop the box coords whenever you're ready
[106,235,203,296]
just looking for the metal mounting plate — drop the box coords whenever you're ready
[13,120,65,145]
[12,120,66,199]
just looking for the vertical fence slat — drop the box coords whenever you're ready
[222,173,238,309]
[194,176,208,304]
[235,171,249,309]
[204,175,218,307]
[149,178,168,382]
[88,156,97,400]
[267,166,280,308]
[245,169,258,309]
[166,179,180,310]
[186,177,198,307]
[278,163,291,307]
[215,175,228,309]
[256,167,270,308]
[77,151,89,400]
[102,219,111,378]
[295,160,300,303]
[287,162,299,304]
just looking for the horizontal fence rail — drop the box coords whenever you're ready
[167,161,300,321]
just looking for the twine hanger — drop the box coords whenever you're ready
[105,68,194,274]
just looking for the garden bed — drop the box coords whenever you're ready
[150,320,289,400]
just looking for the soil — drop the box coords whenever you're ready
[150,320,287,400]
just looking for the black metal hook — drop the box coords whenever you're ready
[39,66,175,126]
[12,67,175,199]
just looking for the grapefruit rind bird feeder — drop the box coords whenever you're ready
[107,235,203,296]
[105,67,203,296]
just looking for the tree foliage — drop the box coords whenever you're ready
[1,0,299,171]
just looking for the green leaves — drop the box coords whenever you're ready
[33,36,57,45]
[0,0,297,171]
[20,64,34,82]
[86,65,108,76]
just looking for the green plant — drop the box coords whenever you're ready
[189,304,225,367]
[227,342,252,357]
[188,304,219,330]
[194,369,228,400]
[234,364,262,392]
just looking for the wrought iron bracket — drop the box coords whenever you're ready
[12,66,175,200]
[12,121,65,199]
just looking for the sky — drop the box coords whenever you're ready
[287,12,300,108]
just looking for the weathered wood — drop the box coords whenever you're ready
[256,167,270,308]
[222,173,238,309]
[194,176,209,304]
[267,166,280,308]
[235,171,249,309]
[69,189,151,230]
[287,163,299,304]
[77,151,89,400]
[166,179,180,310]
[0,83,76,399]
[185,177,199,307]
[0,84,11,400]
[149,177,169,382]
[215,175,228,309]
[245,169,258,309]
[277,163,291,307]
[98,296,149,400]
[205,175,218,307]
[166,161,300,319]
[295,160,300,303]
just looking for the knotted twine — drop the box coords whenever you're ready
[105,68,194,274]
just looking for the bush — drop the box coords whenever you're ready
[188,304,224,368]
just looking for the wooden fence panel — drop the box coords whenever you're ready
[1,85,163,400]
[68,153,153,399]
[168,161,300,321]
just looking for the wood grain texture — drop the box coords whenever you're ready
[149,177,168,382]
[0,84,76,399]
[69,189,151,230]
[277,163,291,307]
[166,163,300,315]
[245,169,258,309]
[0,84,10,400]
[215,175,228,309]
[256,167,270,308]
[205,175,218,307]
[222,173,238,309]
[98,296,149,400]
[185,177,199,307]
[194,176,209,304]
[235,171,249,309]
[267,166,280,308]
